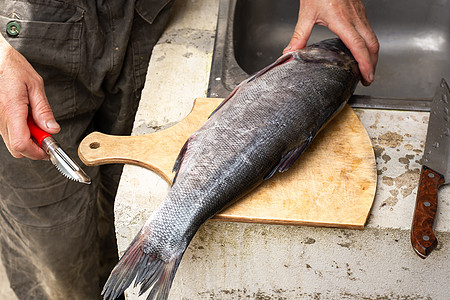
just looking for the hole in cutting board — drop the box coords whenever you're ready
[89,142,100,149]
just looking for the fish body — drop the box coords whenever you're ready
[103,38,360,300]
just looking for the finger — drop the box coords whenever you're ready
[328,20,374,85]
[6,109,48,160]
[284,13,315,54]
[354,21,379,75]
[27,75,60,134]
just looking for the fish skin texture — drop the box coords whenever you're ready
[102,38,360,300]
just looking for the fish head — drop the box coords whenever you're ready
[296,38,360,79]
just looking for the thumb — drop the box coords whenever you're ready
[27,76,60,134]
[284,15,314,54]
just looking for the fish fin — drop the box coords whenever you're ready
[102,230,183,300]
[264,138,311,180]
[172,138,190,185]
[209,53,295,119]
[208,82,242,118]
[247,52,295,83]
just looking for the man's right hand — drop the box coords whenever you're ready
[0,35,60,160]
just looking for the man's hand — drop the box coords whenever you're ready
[0,36,60,160]
[284,0,379,86]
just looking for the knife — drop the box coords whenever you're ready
[27,115,91,185]
[411,79,450,258]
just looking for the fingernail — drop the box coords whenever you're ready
[283,44,292,53]
[368,72,374,82]
[46,119,60,130]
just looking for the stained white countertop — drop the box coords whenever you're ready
[114,0,450,299]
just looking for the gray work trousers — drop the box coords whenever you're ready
[0,1,173,299]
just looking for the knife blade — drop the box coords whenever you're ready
[27,115,91,185]
[411,79,450,258]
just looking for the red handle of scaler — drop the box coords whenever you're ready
[27,115,52,148]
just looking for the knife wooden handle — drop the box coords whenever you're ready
[411,165,444,258]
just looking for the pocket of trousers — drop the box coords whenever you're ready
[135,0,173,24]
[0,0,85,119]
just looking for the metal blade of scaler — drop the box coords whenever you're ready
[48,145,91,184]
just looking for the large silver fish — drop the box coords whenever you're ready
[102,38,360,300]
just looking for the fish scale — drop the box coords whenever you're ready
[102,38,360,300]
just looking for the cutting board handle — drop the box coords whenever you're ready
[79,131,174,183]
[79,132,141,165]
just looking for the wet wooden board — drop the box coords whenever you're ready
[79,98,377,229]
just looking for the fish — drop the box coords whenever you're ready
[102,38,360,300]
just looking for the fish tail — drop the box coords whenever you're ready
[102,230,183,300]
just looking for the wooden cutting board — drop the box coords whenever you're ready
[79,98,377,229]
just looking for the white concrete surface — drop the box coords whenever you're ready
[113,0,450,299]
[0,259,17,300]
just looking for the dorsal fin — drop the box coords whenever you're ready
[172,137,191,185]
[247,51,295,83]
[208,82,242,118]
[209,52,296,119]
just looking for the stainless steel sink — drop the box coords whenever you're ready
[208,0,450,111]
